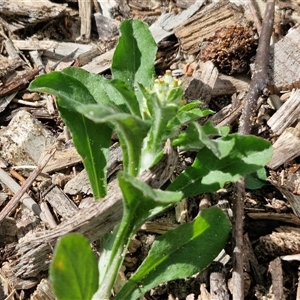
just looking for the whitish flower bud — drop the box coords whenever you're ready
[151,70,184,105]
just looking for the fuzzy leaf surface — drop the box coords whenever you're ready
[50,234,98,300]
[80,104,150,176]
[93,172,183,300]
[29,70,113,198]
[112,19,157,103]
[172,122,232,157]
[115,207,230,300]
[168,134,273,197]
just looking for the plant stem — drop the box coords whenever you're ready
[93,220,134,300]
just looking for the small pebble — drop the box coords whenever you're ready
[171,69,184,77]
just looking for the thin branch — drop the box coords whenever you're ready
[0,168,43,220]
[232,1,275,299]
[247,0,263,33]
[239,0,275,135]
[232,177,246,300]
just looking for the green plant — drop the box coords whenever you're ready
[29,19,272,300]
[245,168,268,189]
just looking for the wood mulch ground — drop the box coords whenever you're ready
[1,0,300,299]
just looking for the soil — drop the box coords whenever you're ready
[1,0,300,299]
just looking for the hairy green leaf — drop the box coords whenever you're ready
[60,67,118,106]
[61,68,139,113]
[50,234,98,300]
[112,19,157,103]
[168,134,273,197]
[115,207,230,300]
[93,172,183,300]
[29,71,113,198]
[29,71,97,106]
[80,104,150,176]
[245,167,267,189]
[60,107,112,198]
[173,122,233,158]
[139,83,178,170]
[118,171,183,229]
[168,106,214,129]
[110,79,141,117]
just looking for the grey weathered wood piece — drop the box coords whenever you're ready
[43,42,93,60]
[267,90,300,169]
[212,74,250,96]
[43,147,82,173]
[0,168,46,223]
[44,185,78,220]
[31,278,56,300]
[267,125,300,170]
[176,0,197,9]
[0,0,67,31]
[269,257,284,299]
[174,0,246,54]
[209,262,230,300]
[269,171,300,219]
[267,89,300,135]
[78,0,92,40]
[150,0,207,41]
[93,13,118,40]
[268,26,300,93]
[11,40,59,51]
[64,169,93,195]
[184,61,218,104]
[82,48,115,74]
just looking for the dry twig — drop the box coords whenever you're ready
[239,0,275,135]
[0,168,43,221]
[232,1,275,299]
[247,0,263,33]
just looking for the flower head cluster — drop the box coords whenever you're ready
[152,70,183,105]
[141,70,185,119]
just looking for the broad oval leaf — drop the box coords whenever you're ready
[61,67,137,113]
[29,71,97,107]
[168,134,273,197]
[245,167,267,189]
[115,207,230,300]
[50,234,98,300]
[29,71,113,198]
[112,19,157,103]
